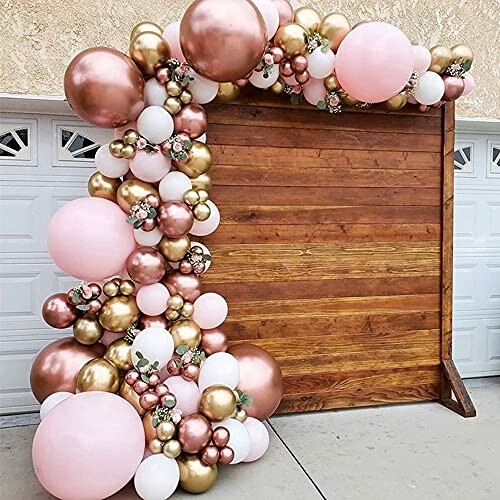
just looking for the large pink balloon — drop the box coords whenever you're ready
[32,392,144,500]
[193,292,228,329]
[303,78,327,106]
[165,375,200,415]
[163,22,186,61]
[335,22,414,103]
[48,198,136,281]
[136,283,170,316]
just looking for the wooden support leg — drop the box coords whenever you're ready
[440,359,476,417]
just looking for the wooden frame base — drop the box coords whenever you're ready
[440,360,476,417]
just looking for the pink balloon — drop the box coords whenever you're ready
[114,120,137,139]
[412,45,431,75]
[32,392,144,500]
[272,0,293,27]
[335,22,414,103]
[462,73,475,96]
[407,95,418,104]
[163,22,186,61]
[129,150,171,183]
[48,198,136,281]
[136,283,170,316]
[243,417,270,462]
[100,330,124,347]
[189,200,220,236]
[193,292,228,329]
[302,78,326,106]
[165,375,200,415]
[282,74,298,85]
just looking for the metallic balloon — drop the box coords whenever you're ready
[130,21,163,41]
[30,337,105,402]
[126,247,167,284]
[119,379,146,415]
[318,13,351,52]
[234,408,248,423]
[98,295,140,332]
[216,83,241,102]
[273,0,294,27]
[170,319,201,348]
[177,454,218,494]
[163,439,182,458]
[42,293,80,329]
[164,97,182,115]
[177,413,213,453]
[156,420,176,441]
[274,23,307,58]
[88,171,121,202]
[450,44,473,66]
[212,426,230,448]
[385,92,408,111]
[163,271,202,302]
[201,445,219,465]
[228,344,283,420]
[158,235,191,262]
[173,103,208,139]
[200,328,229,355]
[199,385,237,422]
[116,179,160,213]
[73,313,104,345]
[120,279,136,296]
[104,338,133,373]
[191,172,212,192]
[324,73,341,91]
[175,141,212,178]
[149,438,165,454]
[294,6,321,31]
[142,411,157,442]
[442,75,465,101]
[64,47,145,128]
[76,358,120,393]
[218,446,234,464]
[180,0,267,82]
[429,45,453,74]
[138,314,170,330]
[156,202,194,238]
[129,31,170,76]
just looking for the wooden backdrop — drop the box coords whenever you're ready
[203,93,455,414]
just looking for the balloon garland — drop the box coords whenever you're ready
[31,1,475,498]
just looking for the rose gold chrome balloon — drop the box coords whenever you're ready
[163,271,202,302]
[212,426,230,447]
[177,413,213,453]
[42,293,80,329]
[64,47,145,128]
[138,314,170,330]
[156,202,194,238]
[173,103,208,140]
[442,76,465,101]
[200,328,229,355]
[126,247,167,284]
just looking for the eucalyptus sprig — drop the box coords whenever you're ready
[235,389,254,409]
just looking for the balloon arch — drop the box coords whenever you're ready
[32,0,475,498]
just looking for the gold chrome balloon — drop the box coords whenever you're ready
[324,73,340,91]
[180,90,193,104]
[338,89,360,106]
[450,44,473,67]
[119,380,145,415]
[73,313,104,345]
[180,302,194,318]
[234,408,248,423]
[163,439,182,458]
[123,129,140,145]
[143,411,157,442]
[199,385,237,422]
[294,6,321,31]
[164,97,182,115]
[103,280,120,297]
[191,172,212,192]
[216,82,240,102]
[156,420,176,441]
[274,23,307,58]
[119,279,135,296]
[120,144,136,160]
[76,358,120,393]
[177,454,218,494]
[175,142,212,178]
[318,13,351,52]
[167,80,183,97]
[104,338,133,373]
[149,438,164,454]
[271,80,285,94]
[88,172,121,202]
[109,139,124,158]
[429,45,453,74]
[183,189,200,206]
[385,92,408,111]
[158,235,191,262]
[193,202,211,221]
[98,296,140,333]
[130,21,163,41]
[170,319,201,348]
[129,31,170,76]
[117,179,160,213]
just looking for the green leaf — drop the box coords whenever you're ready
[152,360,159,368]
[148,208,157,219]
[126,216,135,225]
[241,394,254,407]
[203,255,212,262]
[135,351,144,359]
[136,358,149,368]
[133,221,143,229]
[317,101,327,110]
[140,373,149,383]
[76,304,90,311]
[164,399,176,408]
[290,94,299,105]
[152,417,159,428]
[185,139,192,149]
[463,60,472,72]
[321,45,330,53]
[236,389,244,398]
[176,345,189,355]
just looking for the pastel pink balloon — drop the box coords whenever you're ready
[302,77,326,106]
[193,292,228,329]
[462,73,475,96]
[129,150,171,183]
[114,120,137,139]
[243,417,270,462]
[407,95,418,104]
[32,392,144,500]
[136,283,170,316]
[335,22,414,103]
[48,197,136,281]
[165,375,200,415]
[412,45,431,75]
[282,74,298,85]
[189,200,220,236]
[100,330,124,347]
[163,22,186,61]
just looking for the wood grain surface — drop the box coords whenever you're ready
[203,93,452,413]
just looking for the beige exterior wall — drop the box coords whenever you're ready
[0,0,498,118]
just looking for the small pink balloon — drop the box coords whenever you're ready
[412,45,431,75]
[407,95,418,104]
[48,198,136,281]
[100,330,124,347]
[272,0,293,27]
[193,292,228,329]
[163,21,185,61]
[165,375,200,415]
[114,121,137,139]
[282,74,298,85]
[189,200,220,236]
[302,77,326,106]
[136,283,170,316]
[462,72,475,96]
[32,392,144,500]
[243,417,270,462]
[129,150,171,183]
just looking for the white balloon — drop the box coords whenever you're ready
[95,144,129,178]
[134,227,163,247]
[190,241,211,274]
[159,171,192,202]
[190,200,220,236]
[213,419,251,464]
[40,391,73,420]
[306,47,336,79]
[414,71,445,105]
[137,106,174,144]
[131,327,174,370]
[249,64,280,89]
[134,454,179,500]
[243,418,270,462]
[144,78,168,106]
[252,0,280,40]
[189,72,219,104]
[197,133,207,143]
[198,352,240,392]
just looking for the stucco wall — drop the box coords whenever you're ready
[0,0,498,118]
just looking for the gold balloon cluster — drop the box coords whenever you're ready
[429,44,473,74]
[163,81,193,115]
[129,22,170,76]
[177,454,218,494]
[109,129,140,160]
[174,141,212,178]
[170,319,201,348]
[199,385,237,422]
[183,188,211,221]
[98,278,139,333]
[165,294,194,321]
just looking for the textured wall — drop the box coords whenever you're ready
[0,0,498,118]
